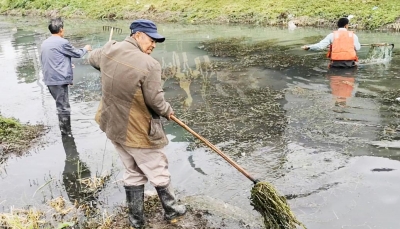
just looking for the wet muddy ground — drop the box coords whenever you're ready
[1,16,400,228]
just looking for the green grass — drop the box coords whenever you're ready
[0,114,45,155]
[0,0,400,29]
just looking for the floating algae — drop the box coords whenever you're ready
[199,37,324,71]
[302,35,325,44]
[374,89,400,141]
[168,82,287,154]
[251,182,306,229]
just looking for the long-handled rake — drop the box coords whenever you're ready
[102,26,123,41]
[361,43,394,48]
[171,115,306,229]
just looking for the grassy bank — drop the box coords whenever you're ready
[1,0,400,29]
[0,114,45,156]
[0,194,211,229]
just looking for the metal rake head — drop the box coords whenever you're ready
[102,26,122,34]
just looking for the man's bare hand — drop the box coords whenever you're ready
[302,45,310,50]
[85,45,92,51]
[168,111,175,120]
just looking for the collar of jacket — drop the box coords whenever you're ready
[124,36,144,53]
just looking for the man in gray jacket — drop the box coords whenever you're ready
[40,17,91,135]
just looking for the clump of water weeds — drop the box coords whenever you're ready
[375,89,400,141]
[0,196,105,229]
[0,114,45,157]
[199,36,324,71]
[0,207,45,229]
[380,89,400,105]
[251,182,306,229]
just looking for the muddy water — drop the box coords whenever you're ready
[1,16,400,228]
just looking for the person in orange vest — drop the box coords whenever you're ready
[302,17,361,68]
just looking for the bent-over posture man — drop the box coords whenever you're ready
[88,19,186,228]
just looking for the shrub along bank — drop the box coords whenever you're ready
[1,0,400,29]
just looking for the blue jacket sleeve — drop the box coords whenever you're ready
[61,42,88,58]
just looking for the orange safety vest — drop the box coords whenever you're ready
[326,30,358,61]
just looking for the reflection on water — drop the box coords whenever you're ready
[61,135,96,206]
[330,75,355,107]
[161,51,215,110]
[12,29,40,84]
[326,68,357,107]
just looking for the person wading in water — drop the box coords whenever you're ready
[302,17,361,68]
[40,17,92,135]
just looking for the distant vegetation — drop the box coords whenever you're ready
[1,0,400,29]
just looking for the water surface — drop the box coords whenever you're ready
[1,16,400,228]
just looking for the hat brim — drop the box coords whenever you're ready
[145,32,165,43]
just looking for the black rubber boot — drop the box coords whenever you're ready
[58,115,72,136]
[125,185,145,229]
[155,183,186,221]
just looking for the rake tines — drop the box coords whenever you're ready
[102,26,123,41]
[102,26,122,34]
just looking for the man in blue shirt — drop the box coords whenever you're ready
[40,18,91,135]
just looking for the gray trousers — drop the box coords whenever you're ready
[112,141,171,187]
[48,85,71,116]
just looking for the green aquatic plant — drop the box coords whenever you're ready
[0,114,45,155]
[251,182,306,229]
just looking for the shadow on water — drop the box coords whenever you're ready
[61,135,98,210]
[1,16,400,229]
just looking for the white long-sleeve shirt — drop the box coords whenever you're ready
[308,28,361,51]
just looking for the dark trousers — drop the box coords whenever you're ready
[330,60,356,68]
[48,85,71,116]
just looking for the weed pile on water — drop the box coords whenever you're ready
[0,114,45,155]
[251,182,306,229]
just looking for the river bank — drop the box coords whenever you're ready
[0,193,251,229]
[0,114,45,159]
[1,0,400,30]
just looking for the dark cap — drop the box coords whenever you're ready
[130,19,165,43]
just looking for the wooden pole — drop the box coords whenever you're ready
[171,115,258,184]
